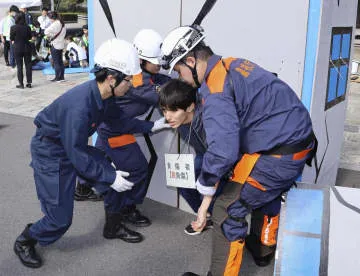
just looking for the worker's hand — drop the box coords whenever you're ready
[191,195,212,232]
[110,170,134,192]
[191,206,208,232]
[151,117,171,133]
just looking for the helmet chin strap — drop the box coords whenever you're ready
[109,72,124,97]
[181,52,201,88]
[110,85,116,97]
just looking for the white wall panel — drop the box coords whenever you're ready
[181,0,309,97]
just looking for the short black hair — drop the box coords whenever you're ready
[183,41,213,61]
[94,67,125,85]
[10,5,19,13]
[15,12,25,25]
[159,79,197,111]
[42,7,49,12]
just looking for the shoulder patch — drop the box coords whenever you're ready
[132,73,143,88]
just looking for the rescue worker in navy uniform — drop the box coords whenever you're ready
[161,25,316,276]
[75,29,171,230]
[13,38,166,269]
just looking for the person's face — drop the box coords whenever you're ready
[112,76,133,97]
[42,10,47,16]
[10,11,16,17]
[83,29,88,35]
[143,60,161,74]
[173,61,196,87]
[162,103,195,128]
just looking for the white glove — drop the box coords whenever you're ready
[196,179,216,196]
[151,117,171,132]
[110,170,134,192]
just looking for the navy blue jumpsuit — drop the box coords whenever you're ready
[94,72,170,213]
[197,55,314,274]
[27,80,134,245]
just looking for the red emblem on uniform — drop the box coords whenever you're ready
[91,123,96,128]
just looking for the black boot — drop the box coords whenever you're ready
[74,181,103,201]
[121,205,151,227]
[245,209,278,267]
[14,224,42,268]
[103,212,143,243]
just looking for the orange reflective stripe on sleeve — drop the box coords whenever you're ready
[108,134,136,148]
[292,148,313,161]
[132,73,143,88]
[224,240,245,276]
[261,214,279,246]
[230,153,260,184]
[206,60,227,94]
[246,176,266,191]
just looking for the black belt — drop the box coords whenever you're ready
[260,131,316,156]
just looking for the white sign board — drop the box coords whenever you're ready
[164,154,196,189]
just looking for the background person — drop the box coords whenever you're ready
[45,11,66,82]
[80,24,89,63]
[19,4,33,26]
[10,12,32,88]
[64,35,88,68]
[36,7,50,51]
[2,5,19,67]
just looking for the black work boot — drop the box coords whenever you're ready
[74,181,103,201]
[121,205,151,227]
[103,212,143,243]
[245,209,278,267]
[14,224,42,268]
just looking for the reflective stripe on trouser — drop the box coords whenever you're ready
[95,135,149,212]
[210,151,309,275]
[211,181,246,276]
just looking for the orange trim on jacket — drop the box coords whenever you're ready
[108,134,136,148]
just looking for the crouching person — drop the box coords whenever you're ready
[14,38,142,268]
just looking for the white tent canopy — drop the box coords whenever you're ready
[0,0,42,8]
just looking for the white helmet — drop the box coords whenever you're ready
[93,38,141,75]
[133,29,163,65]
[161,25,205,73]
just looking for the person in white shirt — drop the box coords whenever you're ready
[36,7,50,51]
[2,5,19,67]
[65,35,88,68]
[45,11,66,82]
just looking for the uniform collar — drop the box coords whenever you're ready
[203,54,222,80]
[90,79,104,110]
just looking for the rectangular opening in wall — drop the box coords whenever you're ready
[325,27,352,110]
